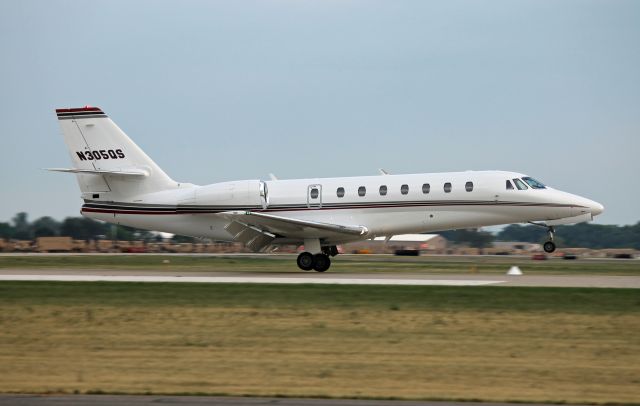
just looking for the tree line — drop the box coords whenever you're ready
[495,222,640,249]
[1,212,638,249]
[438,222,640,249]
[0,212,171,242]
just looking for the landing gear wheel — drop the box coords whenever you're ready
[543,241,556,253]
[323,245,339,257]
[312,254,331,272]
[297,252,314,271]
[528,222,559,254]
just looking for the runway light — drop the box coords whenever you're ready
[507,266,523,276]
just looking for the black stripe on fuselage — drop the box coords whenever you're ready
[81,200,583,215]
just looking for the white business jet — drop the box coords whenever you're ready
[49,107,604,272]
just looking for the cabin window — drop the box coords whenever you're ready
[422,183,430,194]
[358,186,366,197]
[444,182,452,193]
[336,187,345,198]
[310,188,319,199]
[522,176,546,189]
[400,184,409,195]
[465,181,473,192]
[513,178,528,190]
[506,180,514,190]
[379,185,387,196]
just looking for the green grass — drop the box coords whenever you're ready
[0,282,639,404]
[0,254,639,275]
[0,254,291,271]
[1,282,639,313]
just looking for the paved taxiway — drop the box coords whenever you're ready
[1,269,639,288]
[0,395,591,406]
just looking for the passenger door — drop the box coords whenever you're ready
[307,184,322,209]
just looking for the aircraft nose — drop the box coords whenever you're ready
[590,200,604,216]
[564,192,604,218]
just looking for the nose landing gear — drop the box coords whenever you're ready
[543,239,556,253]
[528,222,556,253]
[542,226,556,253]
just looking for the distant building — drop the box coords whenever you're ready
[490,241,541,254]
[344,234,447,254]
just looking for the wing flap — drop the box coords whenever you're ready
[224,220,276,252]
[221,211,369,237]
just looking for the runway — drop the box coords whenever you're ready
[1,269,639,288]
[0,395,590,406]
[0,273,501,286]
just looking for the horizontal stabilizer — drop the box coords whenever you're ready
[45,167,149,177]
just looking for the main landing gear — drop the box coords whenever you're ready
[528,222,556,253]
[296,244,339,272]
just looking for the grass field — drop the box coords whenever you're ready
[0,254,639,275]
[0,282,639,404]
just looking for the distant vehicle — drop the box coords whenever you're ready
[49,106,604,272]
[354,249,373,255]
[394,249,420,256]
[532,253,548,260]
[563,253,578,260]
[614,253,634,259]
[122,246,146,254]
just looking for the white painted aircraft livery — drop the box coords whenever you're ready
[49,106,604,272]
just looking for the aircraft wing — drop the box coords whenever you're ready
[220,211,368,252]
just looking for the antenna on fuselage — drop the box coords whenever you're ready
[378,168,390,175]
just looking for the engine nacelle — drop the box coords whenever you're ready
[195,180,268,208]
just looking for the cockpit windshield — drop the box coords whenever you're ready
[513,178,528,190]
[522,177,546,189]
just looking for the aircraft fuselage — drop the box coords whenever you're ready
[81,170,603,246]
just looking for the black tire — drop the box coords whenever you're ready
[543,241,556,253]
[312,254,331,272]
[297,252,314,271]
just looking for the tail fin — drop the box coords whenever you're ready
[53,106,177,201]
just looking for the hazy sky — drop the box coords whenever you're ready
[0,0,638,226]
